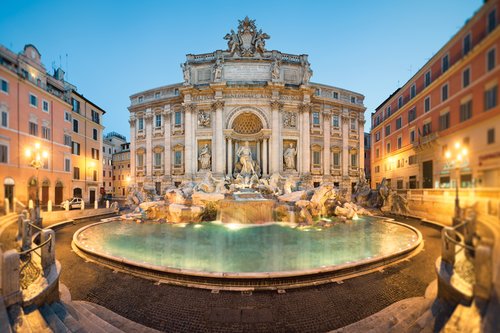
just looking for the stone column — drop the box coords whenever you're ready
[257,140,261,169]
[342,111,350,190]
[183,104,194,177]
[263,138,268,175]
[323,110,331,177]
[359,118,366,172]
[227,137,233,176]
[212,100,225,175]
[129,115,136,183]
[270,101,282,173]
[144,109,153,180]
[163,105,172,177]
[301,103,311,173]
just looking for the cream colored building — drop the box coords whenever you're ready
[129,18,365,195]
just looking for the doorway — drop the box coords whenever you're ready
[4,177,14,210]
[55,183,63,205]
[89,189,96,204]
[422,160,433,189]
[73,188,82,198]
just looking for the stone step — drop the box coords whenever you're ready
[23,308,52,333]
[50,302,86,333]
[40,304,71,333]
[0,297,13,333]
[77,300,161,333]
[64,301,124,333]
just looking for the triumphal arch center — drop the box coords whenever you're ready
[129,17,366,194]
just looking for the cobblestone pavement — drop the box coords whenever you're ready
[55,217,442,333]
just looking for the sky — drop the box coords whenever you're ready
[0,0,483,140]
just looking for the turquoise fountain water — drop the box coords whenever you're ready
[75,216,419,275]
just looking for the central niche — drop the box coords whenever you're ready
[232,112,263,134]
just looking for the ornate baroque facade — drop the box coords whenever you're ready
[129,18,366,194]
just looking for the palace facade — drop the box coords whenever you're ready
[129,18,366,194]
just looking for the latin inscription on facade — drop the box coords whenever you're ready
[224,64,271,81]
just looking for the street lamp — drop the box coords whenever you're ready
[444,142,468,222]
[25,142,49,227]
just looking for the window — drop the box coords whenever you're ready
[42,100,49,112]
[0,78,8,93]
[386,142,391,153]
[397,137,402,149]
[333,152,340,167]
[424,70,431,87]
[155,92,160,99]
[42,126,50,140]
[333,92,338,99]
[410,84,416,99]
[312,112,320,127]
[1,111,7,127]
[487,128,495,144]
[463,68,470,88]
[332,115,339,127]
[396,117,402,130]
[463,33,471,55]
[65,158,71,172]
[73,167,80,180]
[442,54,449,73]
[485,85,498,110]
[91,148,100,160]
[91,110,100,124]
[375,148,379,158]
[29,122,38,136]
[154,152,162,166]
[487,48,496,71]
[385,125,391,136]
[441,84,448,102]
[72,141,80,155]
[350,154,357,167]
[408,107,417,122]
[350,118,357,130]
[155,114,162,128]
[422,122,432,136]
[375,131,380,142]
[138,118,144,130]
[73,119,79,133]
[424,96,431,113]
[64,134,71,146]
[351,96,356,103]
[64,111,71,122]
[93,128,98,140]
[488,8,497,33]
[439,112,450,130]
[174,151,182,166]
[138,96,143,103]
[410,130,415,144]
[398,96,403,108]
[29,94,38,107]
[93,170,98,182]
[386,106,391,118]
[460,100,473,122]
[0,144,7,163]
[312,151,321,166]
[72,98,80,113]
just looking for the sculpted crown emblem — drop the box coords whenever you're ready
[224,17,270,57]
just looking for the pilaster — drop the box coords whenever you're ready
[212,100,225,175]
[270,100,282,173]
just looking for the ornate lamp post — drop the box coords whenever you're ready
[25,142,49,227]
[444,142,468,224]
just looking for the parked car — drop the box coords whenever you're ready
[60,197,83,210]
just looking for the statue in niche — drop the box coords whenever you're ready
[213,57,223,81]
[224,29,240,55]
[283,143,297,170]
[181,63,190,85]
[236,141,255,176]
[198,144,211,170]
[283,112,297,128]
[198,111,211,128]
[271,59,280,80]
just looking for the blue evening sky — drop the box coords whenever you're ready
[0,0,483,139]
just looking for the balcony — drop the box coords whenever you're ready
[413,132,439,150]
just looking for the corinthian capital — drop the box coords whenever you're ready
[299,103,312,113]
[182,103,196,113]
[211,100,225,110]
[270,100,283,110]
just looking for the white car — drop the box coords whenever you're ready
[60,198,83,210]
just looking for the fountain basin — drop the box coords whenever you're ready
[73,216,422,289]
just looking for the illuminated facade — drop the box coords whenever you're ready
[371,0,500,189]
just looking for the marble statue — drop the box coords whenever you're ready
[198,111,211,128]
[213,57,223,81]
[254,29,270,55]
[283,143,297,170]
[271,59,280,80]
[302,61,312,84]
[198,144,211,170]
[224,29,240,55]
[236,141,255,176]
[224,17,270,57]
[181,63,190,85]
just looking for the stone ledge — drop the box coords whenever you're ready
[22,261,61,308]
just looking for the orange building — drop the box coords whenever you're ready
[371,0,500,190]
[0,44,73,210]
